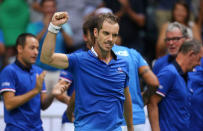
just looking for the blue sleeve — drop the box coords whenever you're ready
[66,53,78,73]
[152,60,160,75]
[131,49,148,68]
[62,23,73,36]
[41,81,46,92]
[0,30,4,44]
[59,70,73,83]
[0,67,16,93]
[156,67,175,97]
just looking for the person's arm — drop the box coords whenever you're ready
[40,12,70,69]
[55,92,71,104]
[3,71,46,111]
[123,87,134,131]
[119,0,145,27]
[139,65,159,105]
[156,23,168,58]
[66,91,75,122]
[191,23,202,41]
[197,0,203,31]
[139,66,159,87]
[41,79,70,110]
[147,94,162,131]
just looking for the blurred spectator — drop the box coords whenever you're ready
[56,0,102,45]
[0,0,29,47]
[102,0,147,55]
[26,0,73,93]
[155,0,191,30]
[156,0,201,58]
[0,29,5,71]
[0,0,30,67]
[197,0,203,40]
[27,0,43,22]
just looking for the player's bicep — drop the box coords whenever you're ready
[49,53,69,69]
[2,91,15,109]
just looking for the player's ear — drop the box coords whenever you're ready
[17,45,23,54]
[94,28,98,38]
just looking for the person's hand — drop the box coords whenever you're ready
[118,0,130,8]
[52,80,70,96]
[35,71,46,93]
[51,12,69,27]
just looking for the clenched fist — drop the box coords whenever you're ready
[51,12,69,27]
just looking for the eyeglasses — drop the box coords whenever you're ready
[164,36,185,43]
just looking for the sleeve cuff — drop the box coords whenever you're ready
[156,91,165,97]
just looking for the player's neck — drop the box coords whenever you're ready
[93,46,112,64]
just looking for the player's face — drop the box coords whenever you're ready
[188,47,203,71]
[21,37,39,65]
[95,21,119,52]
[165,28,185,56]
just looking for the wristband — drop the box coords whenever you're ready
[48,23,61,34]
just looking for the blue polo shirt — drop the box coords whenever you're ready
[61,45,89,124]
[112,45,148,125]
[153,54,175,75]
[0,59,46,131]
[66,47,129,131]
[187,58,203,131]
[156,61,192,130]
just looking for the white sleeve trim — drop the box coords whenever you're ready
[59,77,72,83]
[41,90,47,93]
[156,91,165,97]
[0,88,16,94]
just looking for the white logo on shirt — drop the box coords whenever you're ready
[117,67,124,73]
[158,85,163,89]
[1,82,10,87]
[115,51,129,56]
[61,71,67,75]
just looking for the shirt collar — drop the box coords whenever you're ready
[172,60,188,82]
[15,59,32,72]
[90,47,117,60]
[168,55,176,63]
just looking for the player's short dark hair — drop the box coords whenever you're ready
[94,13,119,32]
[16,33,36,48]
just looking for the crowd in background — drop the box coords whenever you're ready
[0,0,203,131]
[0,0,202,71]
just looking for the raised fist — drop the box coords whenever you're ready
[51,12,69,27]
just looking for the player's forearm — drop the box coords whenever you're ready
[123,88,134,131]
[140,66,159,87]
[56,94,70,105]
[143,72,159,87]
[40,31,57,65]
[148,102,160,131]
[41,93,54,110]
[3,89,39,111]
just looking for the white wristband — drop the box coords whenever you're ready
[48,23,61,34]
